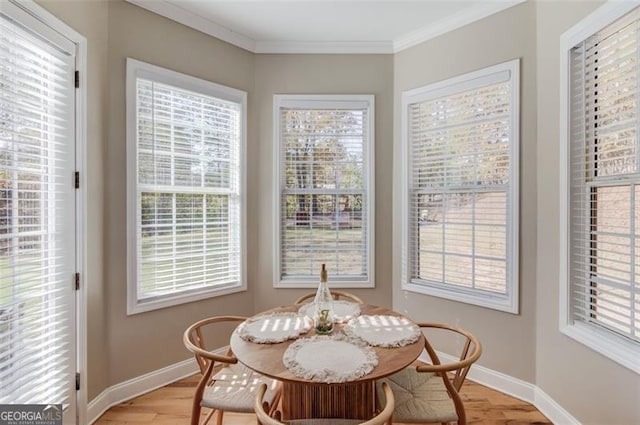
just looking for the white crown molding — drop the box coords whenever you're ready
[392,0,527,53]
[125,0,256,52]
[125,0,526,55]
[255,40,394,55]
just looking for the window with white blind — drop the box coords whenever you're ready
[126,59,246,314]
[273,95,374,287]
[1,0,79,421]
[401,60,519,313]
[561,3,640,374]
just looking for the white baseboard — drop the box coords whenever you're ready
[87,353,210,424]
[88,347,580,425]
[420,351,581,425]
[535,387,581,425]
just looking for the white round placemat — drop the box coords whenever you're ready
[236,312,312,344]
[283,334,378,383]
[298,300,361,323]
[343,315,421,348]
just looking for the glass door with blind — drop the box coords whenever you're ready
[0,1,78,423]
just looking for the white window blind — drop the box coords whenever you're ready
[402,60,519,313]
[274,95,374,287]
[0,0,77,412]
[127,59,246,314]
[568,8,640,344]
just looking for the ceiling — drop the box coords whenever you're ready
[125,0,526,54]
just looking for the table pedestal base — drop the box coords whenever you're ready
[281,381,375,420]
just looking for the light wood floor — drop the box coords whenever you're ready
[94,374,552,425]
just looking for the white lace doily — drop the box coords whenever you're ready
[298,300,361,323]
[236,312,312,344]
[283,334,378,383]
[343,315,421,348]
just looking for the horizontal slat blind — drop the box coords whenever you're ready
[408,73,513,296]
[280,107,369,280]
[0,8,75,407]
[136,79,241,301]
[569,9,640,342]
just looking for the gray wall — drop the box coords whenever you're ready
[392,1,538,383]
[535,2,640,424]
[253,54,394,313]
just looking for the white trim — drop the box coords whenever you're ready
[534,388,582,425]
[417,350,536,404]
[123,0,523,55]
[255,41,393,55]
[3,1,88,423]
[87,355,205,424]
[559,0,640,375]
[125,58,248,315]
[272,94,375,289]
[400,59,520,314]
[86,347,581,425]
[561,321,640,374]
[75,30,89,425]
[420,351,580,425]
[392,0,526,53]
[125,0,256,52]
[402,282,517,314]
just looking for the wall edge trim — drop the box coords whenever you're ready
[534,387,582,425]
[87,349,225,424]
[87,347,580,425]
[432,351,581,425]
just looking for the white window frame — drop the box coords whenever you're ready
[273,95,375,288]
[401,59,520,314]
[1,0,88,422]
[126,59,247,314]
[560,0,640,375]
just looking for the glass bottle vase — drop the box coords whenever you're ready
[313,264,335,334]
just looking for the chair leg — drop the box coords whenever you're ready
[268,387,282,416]
[216,410,224,425]
[191,400,202,425]
[201,409,216,425]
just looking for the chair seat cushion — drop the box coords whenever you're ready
[202,363,279,413]
[376,367,458,423]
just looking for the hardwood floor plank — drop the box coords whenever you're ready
[94,375,552,425]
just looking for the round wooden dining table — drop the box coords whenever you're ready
[229,304,424,420]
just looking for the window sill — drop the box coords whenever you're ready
[560,321,640,375]
[274,278,374,289]
[402,280,518,314]
[127,282,247,315]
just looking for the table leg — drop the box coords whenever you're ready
[281,381,375,420]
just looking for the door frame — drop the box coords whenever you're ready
[8,1,88,423]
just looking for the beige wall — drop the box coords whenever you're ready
[392,1,538,382]
[35,0,109,401]
[535,1,640,424]
[253,54,394,312]
[104,0,256,385]
[30,1,640,422]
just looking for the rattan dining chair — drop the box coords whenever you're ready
[294,290,364,305]
[375,322,482,425]
[255,382,395,425]
[183,316,281,425]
